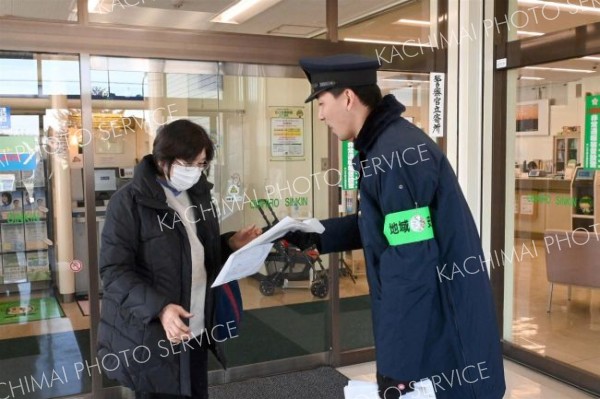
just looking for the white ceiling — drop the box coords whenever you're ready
[84,0,415,35]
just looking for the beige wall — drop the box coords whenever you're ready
[515,82,584,165]
[180,75,327,236]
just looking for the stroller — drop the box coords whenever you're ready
[255,202,329,298]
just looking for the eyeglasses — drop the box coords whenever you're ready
[173,159,210,170]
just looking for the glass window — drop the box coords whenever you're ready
[338,0,432,48]
[0,51,91,397]
[0,58,38,96]
[88,56,334,377]
[506,55,600,378]
[509,0,600,41]
[0,0,77,21]
[41,59,81,96]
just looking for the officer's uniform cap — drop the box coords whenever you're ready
[299,54,380,103]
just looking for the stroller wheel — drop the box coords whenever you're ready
[310,281,328,298]
[273,273,285,287]
[259,280,275,296]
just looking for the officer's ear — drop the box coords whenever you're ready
[344,88,356,111]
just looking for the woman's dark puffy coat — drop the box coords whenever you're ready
[97,154,233,396]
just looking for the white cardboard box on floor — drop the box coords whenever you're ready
[344,379,436,399]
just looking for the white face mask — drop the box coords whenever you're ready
[168,164,203,191]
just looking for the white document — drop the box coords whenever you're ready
[211,216,325,287]
[344,379,436,399]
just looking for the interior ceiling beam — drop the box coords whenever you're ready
[0,18,437,72]
[326,0,338,42]
[506,21,600,68]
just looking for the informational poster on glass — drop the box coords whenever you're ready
[23,187,46,221]
[269,106,305,158]
[0,174,15,191]
[26,251,50,281]
[25,222,47,250]
[0,115,50,286]
[0,189,22,217]
[1,223,25,251]
[2,253,26,284]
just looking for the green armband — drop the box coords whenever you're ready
[383,206,434,246]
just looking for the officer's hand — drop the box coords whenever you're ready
[377,372,414,399]
[283,230,321,251]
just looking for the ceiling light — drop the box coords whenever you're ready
[343,37,432,47]
[517,30,543,37]
[382,78,429,83]
[525,66,595,73]
[394,19,430,26]
[582,56,600,61]
[518,76,545,80]
[211,0,282,24]
[518,0,600,14]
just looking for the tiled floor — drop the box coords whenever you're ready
[240,271,369,310]
[337,360,598,398]
[1,240,599,397]
[511,239,600,376]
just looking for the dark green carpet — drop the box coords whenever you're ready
[208,366,348,399]
[0,295,374,394]
[208,295,373,369]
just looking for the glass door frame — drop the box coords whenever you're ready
[491,1,600,393]
[0,0,447,396]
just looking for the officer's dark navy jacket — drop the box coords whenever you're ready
[319,95,506,399]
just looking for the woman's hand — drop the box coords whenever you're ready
[158,304,193,344]
[228,224,262,251]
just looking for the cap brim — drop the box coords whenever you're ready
[304,88,328,103]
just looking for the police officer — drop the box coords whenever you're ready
[285,54,506,399]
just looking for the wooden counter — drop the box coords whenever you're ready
[515,178,573,238]
[515,178,571,192]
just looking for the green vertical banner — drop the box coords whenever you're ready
[584,95,600,169]
[342,141,358,190]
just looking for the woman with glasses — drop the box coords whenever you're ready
[97,119,260,399]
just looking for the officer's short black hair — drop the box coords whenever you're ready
[327,84,382,110]
[153,119,214,177]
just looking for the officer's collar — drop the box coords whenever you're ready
[353,95,406,153]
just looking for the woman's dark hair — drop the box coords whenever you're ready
[152,119,215,176]
[329,85,382,110]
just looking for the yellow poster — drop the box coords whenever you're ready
[270,107,304,158]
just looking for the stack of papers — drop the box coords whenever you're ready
[344,379,436,399]
[211,217,325,287]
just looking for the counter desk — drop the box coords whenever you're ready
[515,178,573,239]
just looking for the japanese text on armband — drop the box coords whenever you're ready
[384,206,434,246]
